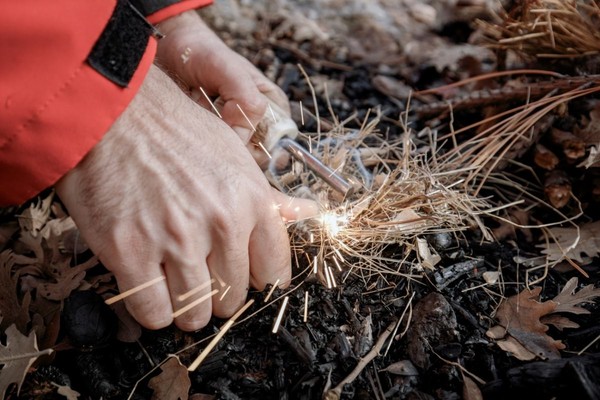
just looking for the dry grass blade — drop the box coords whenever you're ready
[278,112,493,287]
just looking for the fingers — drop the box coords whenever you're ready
[101,235,174,330]
[206,238,250,318]
[163,252,214,331]
[248,213,292,290]
[271,189,320,222]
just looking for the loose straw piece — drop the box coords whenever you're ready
[188,299,255,371]
[105,276,165,305]
[172,289,218,319]
[272,296,290,334]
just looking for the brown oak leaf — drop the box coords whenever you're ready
[0,323,53,399]
[148,356,190,400]
[486,287,564,360]
[0,251,31,333]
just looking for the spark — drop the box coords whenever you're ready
[105,276,165,305]
[332,256,343,272]
[303,291,309,323]
[319,211,349,238]
[299,100,305,125]
[324,260,332,289]
[268,103,277,122]
[312,255,318,274]
[258,142,272,159]
[219,285,232,301]
[178,278,216,301]
[272,296,290,334]
[198,87,222,118]
[173,289,219,318]
[328,264,338,288]
[236,103,256,131]
[188,299,255,371]
[264,279,281,303]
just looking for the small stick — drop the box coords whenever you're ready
[188,299,255,371]
[325,319,397,399]
[272,296,290,334]
[105,276,165,305]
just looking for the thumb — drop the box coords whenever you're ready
[270,189,319,223]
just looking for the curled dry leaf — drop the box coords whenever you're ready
[148,356,190,400]
[51,382,80,400]
[17,194,53,236]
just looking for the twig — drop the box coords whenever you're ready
[324,319,397,399]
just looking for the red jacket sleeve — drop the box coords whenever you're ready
[0,0,211,207]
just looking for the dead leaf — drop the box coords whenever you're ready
[380,360,419,376]
[495,336,536,361]
[486,287,564,360]
[52,382,80,400]
[462,375,483,400]
[0,323,53,399]
[539,220,600,264]
[17,194,54,236]
[0,251,31,333]
[551,277,600,314]
[148,356,190,400]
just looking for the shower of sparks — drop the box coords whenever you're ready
[275,113,494,289]
[272,296,290,334]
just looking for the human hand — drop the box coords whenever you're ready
[55,65,316,331]
[155,11,291,161]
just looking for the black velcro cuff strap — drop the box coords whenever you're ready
[87,0,154,87]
